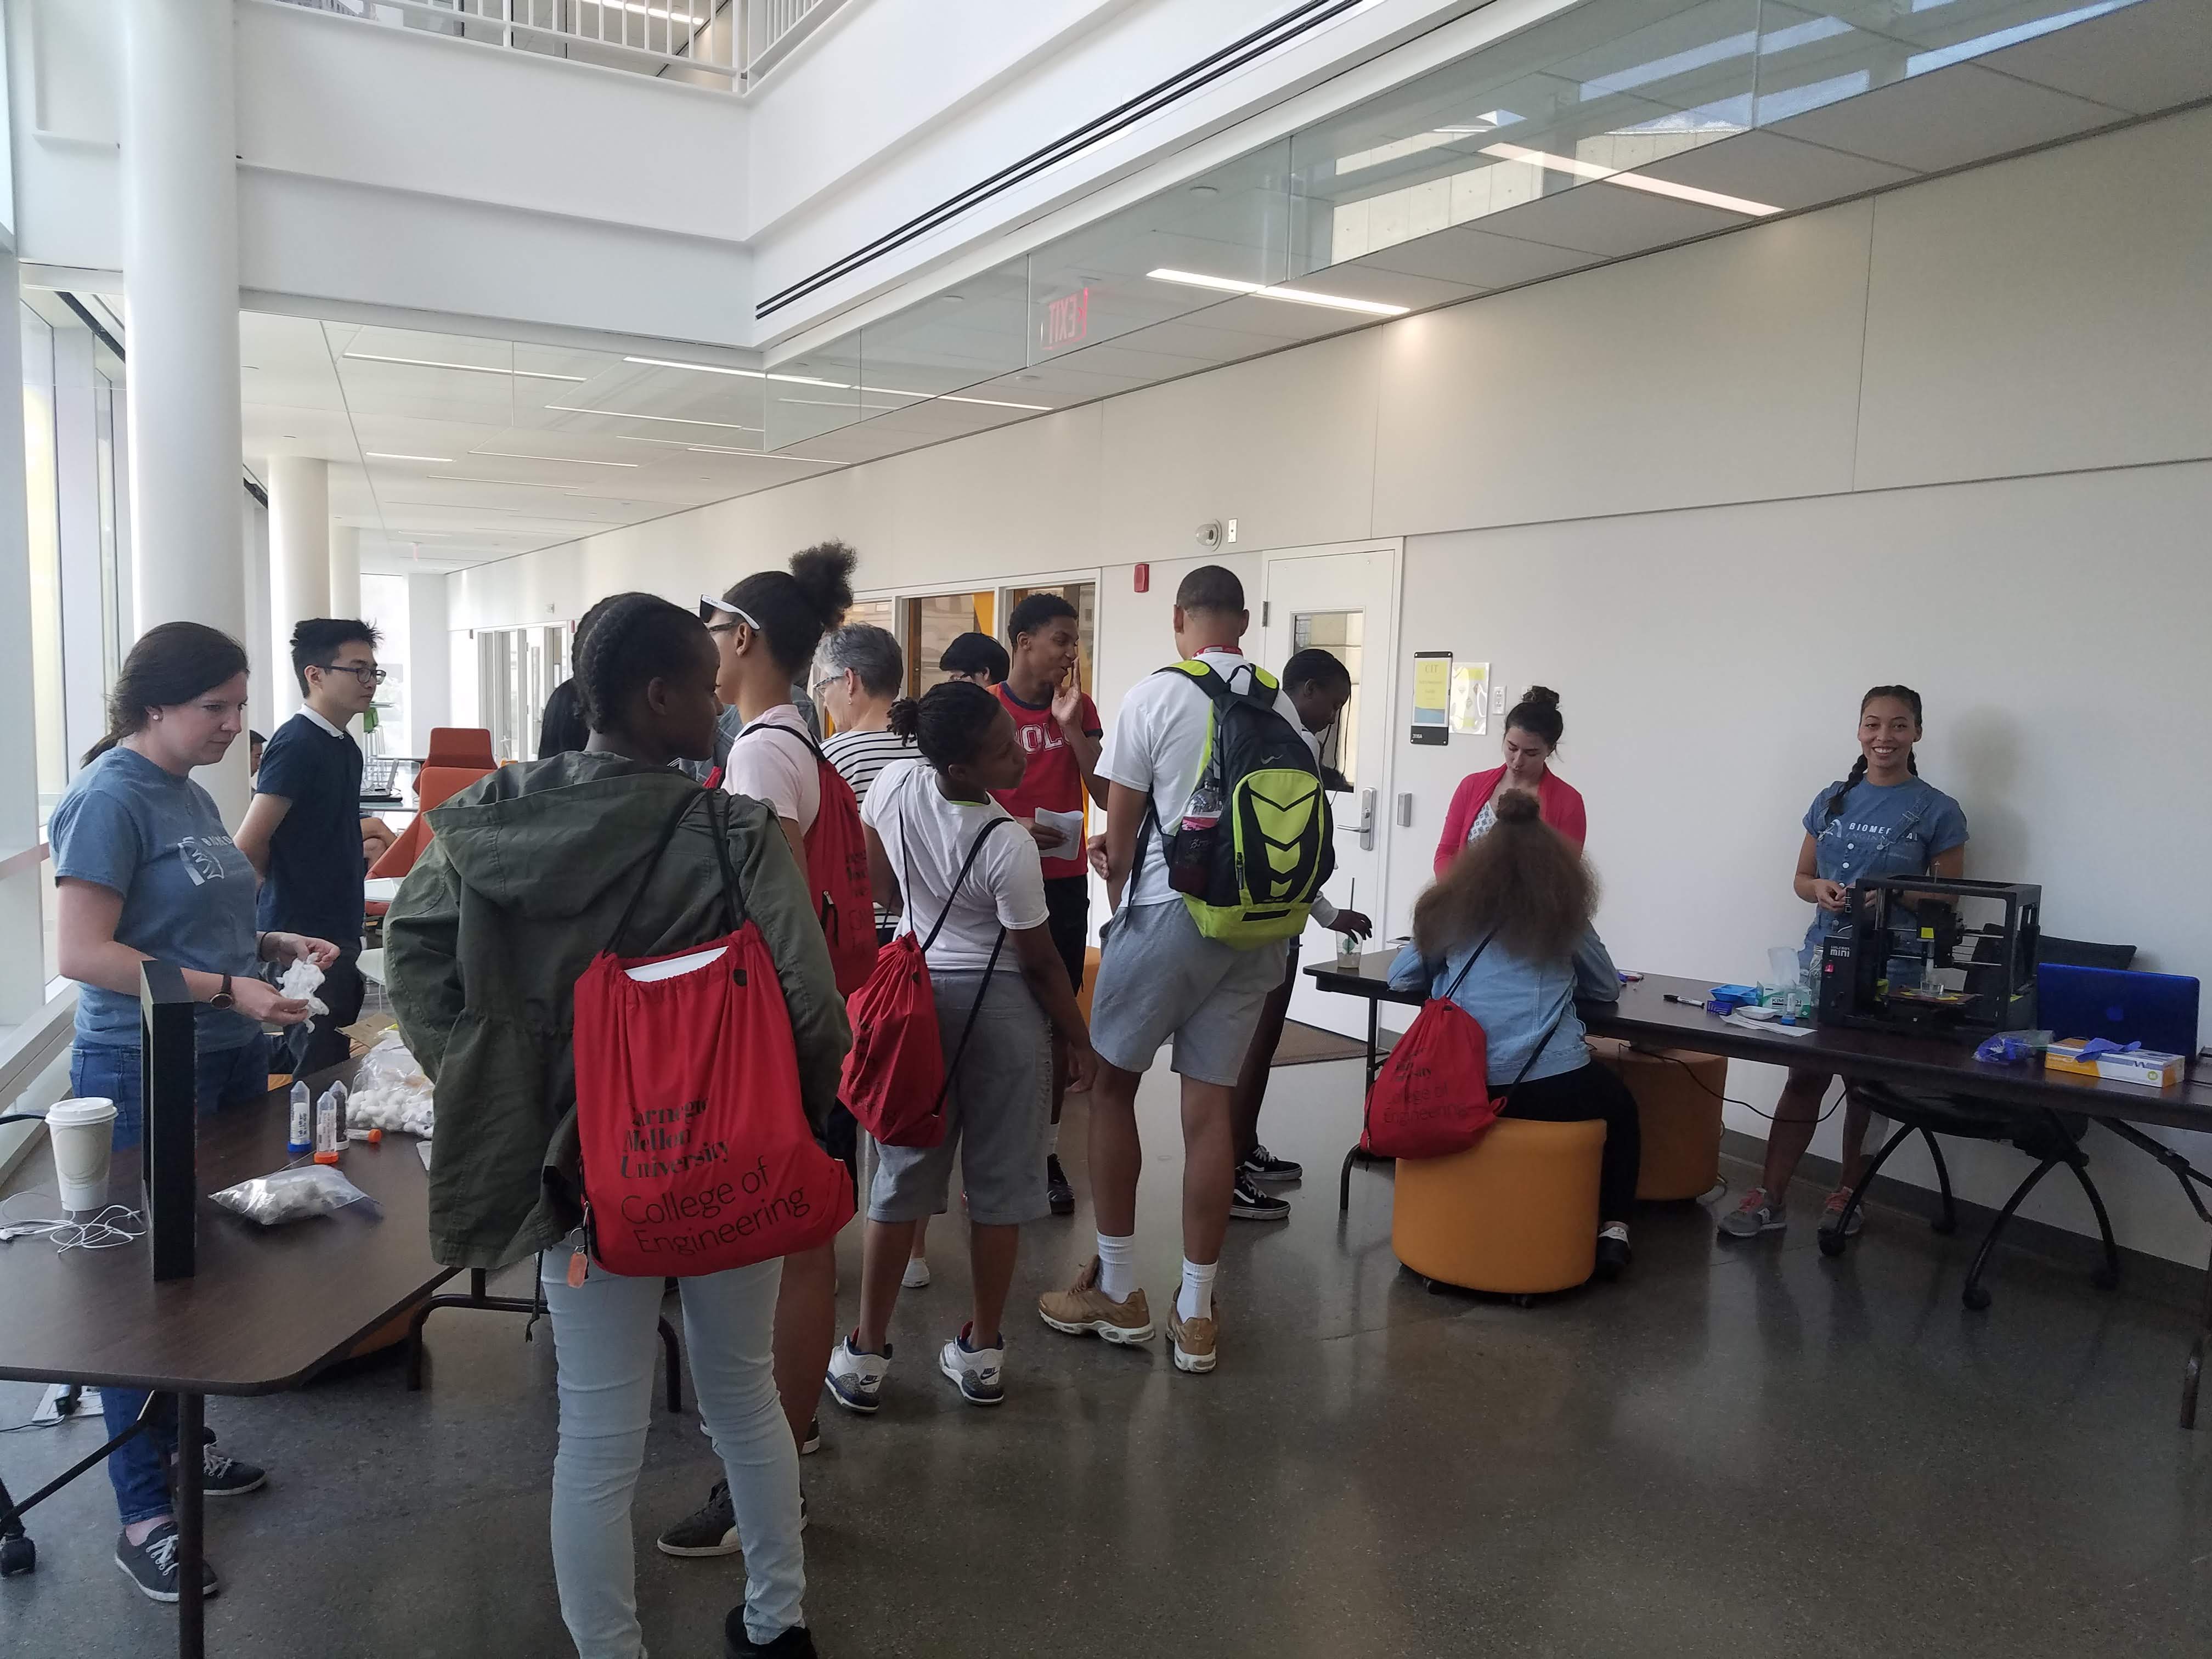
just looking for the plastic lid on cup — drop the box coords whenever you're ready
[46,1099,119,1127]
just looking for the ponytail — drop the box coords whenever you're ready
[85,622,250,766]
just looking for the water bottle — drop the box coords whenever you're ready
[287,1081,313,1157]
[1169,779,1222,898]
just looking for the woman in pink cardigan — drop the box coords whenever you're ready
[1433,686,1586,872]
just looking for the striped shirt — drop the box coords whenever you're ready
[825,727,917,928]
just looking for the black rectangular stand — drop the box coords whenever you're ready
[141,961,198,1281]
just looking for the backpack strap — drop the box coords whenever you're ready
[917,814,1017,1116]
[1496,994,1576,1107]
[1440,930,1498,1001]
[915,811,1014,953]
[607,789,711,953]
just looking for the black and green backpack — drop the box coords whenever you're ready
[1142,660,1334,948]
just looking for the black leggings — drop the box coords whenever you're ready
[1499,1060,1641,1224]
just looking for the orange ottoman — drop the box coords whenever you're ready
[1391,1117,1605,1296]
[1588,1037,1725,1201]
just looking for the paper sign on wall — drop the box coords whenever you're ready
[1449,662,1490,736]
[1412,651,1451,746]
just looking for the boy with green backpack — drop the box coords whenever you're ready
[1037,566,1334,1375]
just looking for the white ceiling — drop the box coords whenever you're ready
[229,0,2210,577]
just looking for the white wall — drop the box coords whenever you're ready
[448,106,2212,1261]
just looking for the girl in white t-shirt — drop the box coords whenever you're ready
[828,682,1098,1411]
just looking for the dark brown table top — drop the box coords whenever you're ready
[0,1061,455,1395]
[1306,953,2212,1137]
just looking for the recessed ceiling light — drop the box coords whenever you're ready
[942,294,966,303]
[428,473,584,489]
[342,351,586,381]
[470,448,640,467]
[547,403,765,432]
[1145,268,1408,317]
[1479,142,1779,215]
[1188,184,1219,196]
[364,451,456,464]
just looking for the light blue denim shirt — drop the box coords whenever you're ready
[1388,925,1621,1088]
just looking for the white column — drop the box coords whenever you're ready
[0,251,42,1025]
[328,523,361,622]
[121,0,247,821]
[268,455,330,723]
[406,572,452,755]
[244,493,274,739]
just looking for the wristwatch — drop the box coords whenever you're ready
[210,973,235,1011]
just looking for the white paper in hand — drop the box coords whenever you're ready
[1034,808,1084,861]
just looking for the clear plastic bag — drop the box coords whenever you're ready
[210,1164,381,1226]
[348,1032,435,1137]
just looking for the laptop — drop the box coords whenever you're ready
[2037,964,2201,1058]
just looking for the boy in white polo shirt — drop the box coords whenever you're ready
[1037,565,1311,1375]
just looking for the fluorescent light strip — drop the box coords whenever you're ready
[470,448,640,468]
[873,387,1054,412]
[546,403,764,432]
[1144,269,1407,317]
[1479,142,1779,216]
[428,474,585,490]
[343,351,586,382]
[623,356,850,390]
[364,451,456,464]
[687,446,847,465]
[588,0,708,23]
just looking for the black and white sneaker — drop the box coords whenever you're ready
[1229,1173,1291,1221]
[1594,1222,1632,1282]
[115,1523,221,1603]
[800,1415,821,1456]
[1045,1153,1076,1216]
[657,1480,740,1558]
[171,1442,266,1499]
[1240,1144,1304,1184]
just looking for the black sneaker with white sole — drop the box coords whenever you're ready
[1045,1153,1075,1216]
[115,1523,221,1604]
[1239,1144,1304,1184]
[800,1415,820,1456]
[725,1612,819,1657]
[171,1443,266,1499]
[1229,1172,1291,1221]
[658,1482,809,1558]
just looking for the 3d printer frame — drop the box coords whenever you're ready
[1815,876,2041,1037]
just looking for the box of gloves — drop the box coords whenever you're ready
[2045,1039,2187,1088]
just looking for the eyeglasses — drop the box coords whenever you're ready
[699,595,760,636]
[321,663,386,686]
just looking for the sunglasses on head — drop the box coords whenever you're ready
[699,595,760,635]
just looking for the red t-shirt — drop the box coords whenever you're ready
[990,682,1101,879]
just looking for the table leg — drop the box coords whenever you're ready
[175,1391,204,1659]
[2186,1231,2211,1432]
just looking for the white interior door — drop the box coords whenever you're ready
[1261,542,1401,1037]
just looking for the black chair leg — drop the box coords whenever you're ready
[1963,1158,2061,1310]
[1921,1129,1959,1234]
[657,1315,685,1414]
[2064,1159,2123,1291]
[1822,1121,1914,1259]
[0,1471,32,1577]
[1339,1144,1359,1212]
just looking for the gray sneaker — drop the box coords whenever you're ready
[1718,1187,1788,1240]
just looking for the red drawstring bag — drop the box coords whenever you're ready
[573,791,855,1277]
[735,723,879,996]
[1361,935,1567,1159]
[840,815,1011,1149]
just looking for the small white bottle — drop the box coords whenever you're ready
[287,1081,313,1156]
[313,1087,343,1166]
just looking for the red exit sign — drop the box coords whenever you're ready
[1039,286,1091,351]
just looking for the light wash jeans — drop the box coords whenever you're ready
[540,1246,804,1655]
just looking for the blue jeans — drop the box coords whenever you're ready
[541,1244,804,1655]
[68,1036,270,1526]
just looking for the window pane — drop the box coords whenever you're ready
[902,592,993,697]
[21,304,63,825]
[1291,609,1362,785]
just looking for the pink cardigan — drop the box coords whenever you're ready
[1433,765,1588,873]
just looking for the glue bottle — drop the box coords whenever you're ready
[313,1086,343,1166]
[287,1081,313,1156]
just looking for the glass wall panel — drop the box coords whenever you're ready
[21,306,63,825]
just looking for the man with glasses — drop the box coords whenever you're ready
[237,618,387,1076]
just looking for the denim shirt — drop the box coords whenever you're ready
[1388,925,1620,1088]
[1799,776,1968,956]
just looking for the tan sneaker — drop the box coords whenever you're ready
[1166,1304,1218,1374]
[1037,1258,1155,1345]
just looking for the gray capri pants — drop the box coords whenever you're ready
[868,968,1053,1227]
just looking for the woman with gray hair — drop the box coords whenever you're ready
[816,623,911,818]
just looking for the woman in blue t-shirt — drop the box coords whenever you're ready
[1718,685,1967,1246]
[47,622,336,1602]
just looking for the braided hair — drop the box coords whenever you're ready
[719,541,856,676]
[578,592,709,734]
[887,680,1002,773]
[1823,684,1923,823]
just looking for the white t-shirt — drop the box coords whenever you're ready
[861,759,1048,972]
[724,705,821,832]
[1097,648,1318,910]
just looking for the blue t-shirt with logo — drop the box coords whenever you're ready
[1799,775,1969,956]
[49,746,263,1051]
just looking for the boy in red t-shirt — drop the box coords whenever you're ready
[992,592,1106,1216]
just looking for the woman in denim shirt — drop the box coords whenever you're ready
[1391,789,1639,1280]
[1718,685,1967,1245]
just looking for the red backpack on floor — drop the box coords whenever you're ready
[736,722,879,996]
[840,815,1012,1149]
[572,790,855,1276]
[1361,935,1567,1159]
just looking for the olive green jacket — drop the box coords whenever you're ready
[386,753,850,1271]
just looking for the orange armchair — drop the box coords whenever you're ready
[368,728,496,888]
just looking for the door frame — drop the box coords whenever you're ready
[1260,535,1405,949]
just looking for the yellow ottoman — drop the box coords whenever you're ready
[1588,1036,1725,1201]
[1391,1116,1605,1296]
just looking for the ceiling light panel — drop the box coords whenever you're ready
[343,351,587,382]
[470,449,642,467]
[1145,269,1408,315]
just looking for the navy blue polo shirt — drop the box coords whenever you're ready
[254,707,368,949]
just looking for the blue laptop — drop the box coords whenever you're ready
[2038,964,2201,1058]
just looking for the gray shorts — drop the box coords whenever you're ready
[1088,899,1289,1086]
[869,970,1053,1227]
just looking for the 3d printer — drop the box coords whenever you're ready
[1815,877,2040,1036]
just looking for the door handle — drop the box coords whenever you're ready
[1356,787,1378,851]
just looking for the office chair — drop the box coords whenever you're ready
[1821,938,2137,1311]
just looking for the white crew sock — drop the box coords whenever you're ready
[1096,1233,1137,1301]
[1176,1258,1218,1323]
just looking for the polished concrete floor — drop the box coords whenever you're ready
[7,1054,2212,1658]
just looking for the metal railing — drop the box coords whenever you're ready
[273,0,853,86]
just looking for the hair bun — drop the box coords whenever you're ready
[788,541,857,627]
[1493,788,1541,825]
[1522,685,1560,709]
[885,698,921,742]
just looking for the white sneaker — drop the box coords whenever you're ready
[825,1333,890,1414]
[902,1256,932,1289]
[938,1324,1005,1407]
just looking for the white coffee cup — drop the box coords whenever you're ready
[47,1098,119,1215]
